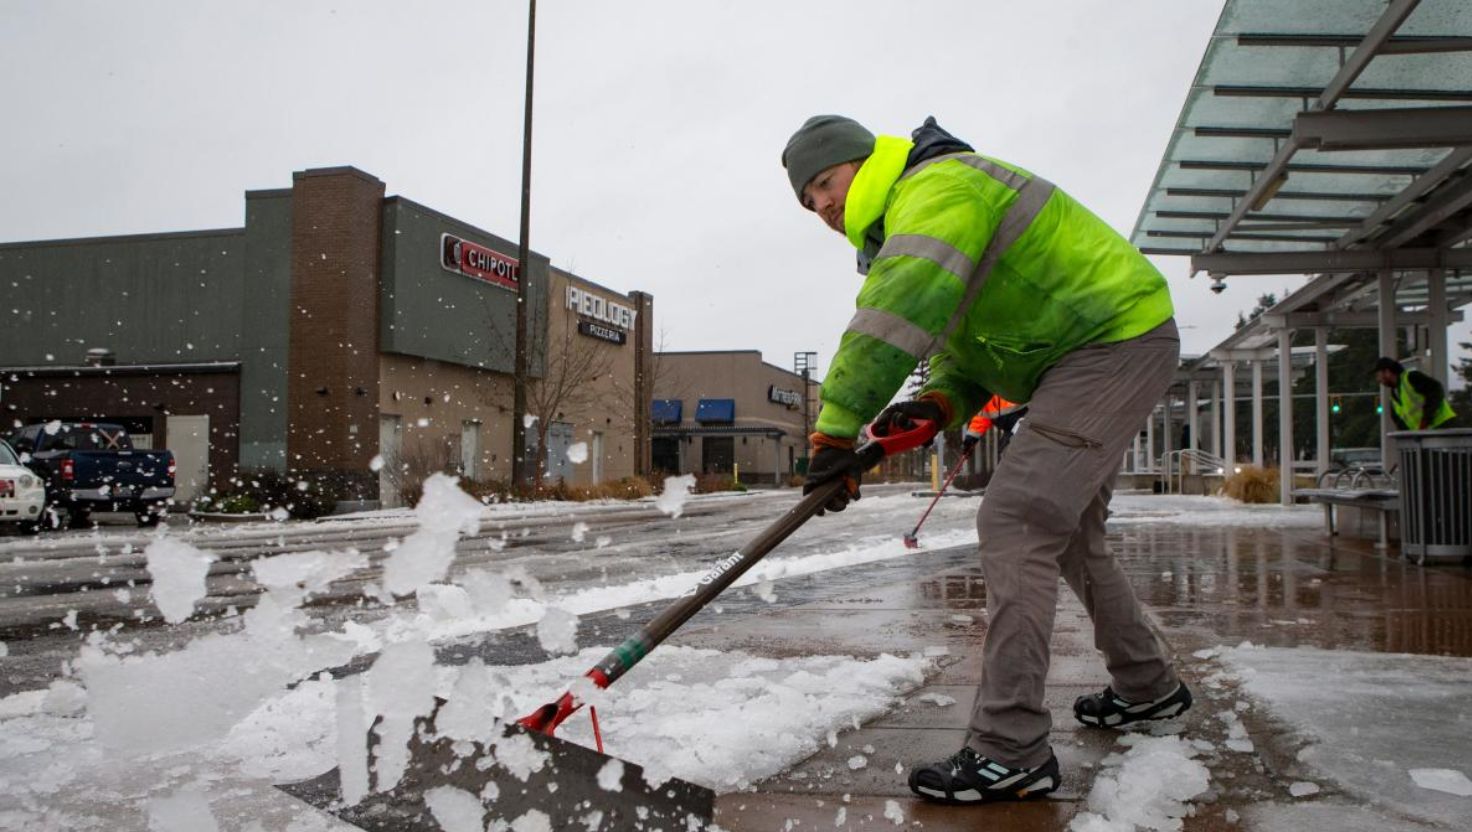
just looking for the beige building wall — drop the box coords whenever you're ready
[653,351,809,484]
[536,268,652,487]
[376,270,653,500]
[378,355,515,505]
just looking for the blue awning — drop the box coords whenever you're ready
[651,399,683,425]
[695,398,735,424]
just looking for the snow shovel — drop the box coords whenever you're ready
[903,444,971,549]
[279,418,939,831]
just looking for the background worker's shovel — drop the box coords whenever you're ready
[903,440,974,549]
[280,420,939,831]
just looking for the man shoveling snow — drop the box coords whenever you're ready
[785,114,1193,806]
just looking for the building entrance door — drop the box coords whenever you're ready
[703,436,734,474]
[166,415,209,504]
[379,415,402,508]
[652,437,680,474]
[461,420,481,479]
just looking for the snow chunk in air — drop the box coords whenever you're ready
[536,606,579,655]
[566,441,588,464]
[145,537,215,624]
[381,473,483,597]
[656,474,697,518]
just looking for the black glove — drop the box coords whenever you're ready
[873,397,948,439]
[803,435,861,515]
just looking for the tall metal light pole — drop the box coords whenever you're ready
[794,352,817,473]
[511,0,537,488]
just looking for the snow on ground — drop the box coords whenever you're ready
[1221,645,1472,830]
[0,484,1325,829]
[0,643,929,827]
[1106,493,1322,528]
[1069,734,1211,832]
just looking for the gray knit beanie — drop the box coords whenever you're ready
[782,115,876,202]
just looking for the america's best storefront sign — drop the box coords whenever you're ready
[567,286,636,345]
[769,386,802,409]
[441,234,519,291]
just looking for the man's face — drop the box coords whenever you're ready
[1376,368,1397,388]
[801,161,860,235]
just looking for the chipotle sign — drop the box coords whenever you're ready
[441,233,519,291]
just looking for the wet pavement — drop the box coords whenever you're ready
[700,516,1472,831]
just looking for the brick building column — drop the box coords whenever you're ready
[286,167,385,498]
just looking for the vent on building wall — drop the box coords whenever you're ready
[84,348,116,367]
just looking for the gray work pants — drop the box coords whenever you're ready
[966,319,1180,768]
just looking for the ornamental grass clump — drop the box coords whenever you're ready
[1222,465,1278,504]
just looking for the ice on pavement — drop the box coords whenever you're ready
[425,784,484,832]
[1107,493,1321,528]
[597,758,624,792]
[145,537,216,623]
[147,787,219,832]
[380,473,483,597]
[1222,645,1472,829]
[655,473,697,518]
[1068,735,1210,832]
[1290,781,1322,797]
[1408,768,1472,797]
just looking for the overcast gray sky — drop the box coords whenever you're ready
[3,1,1466,382]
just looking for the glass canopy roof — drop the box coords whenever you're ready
[1130,0,1472,256]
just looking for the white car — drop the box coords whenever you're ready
[0,439,47,535]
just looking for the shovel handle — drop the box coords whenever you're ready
[517,418,938,739]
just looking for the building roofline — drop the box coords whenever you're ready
[0,227,244,251]
[551,266,643,302]
[0,361,243,377]
[293,165,383,185]
[383,194,551,263]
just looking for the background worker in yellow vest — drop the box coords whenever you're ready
[963,395,1027,458]
[784,114,1192,807]
[1375,357,1456,430]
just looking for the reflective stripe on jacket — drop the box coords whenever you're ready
[1393,371,1456,430]
[815,135,1173,438]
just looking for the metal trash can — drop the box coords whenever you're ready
[1392,429,1472,565]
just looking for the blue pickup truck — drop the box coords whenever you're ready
[7,422,176,528]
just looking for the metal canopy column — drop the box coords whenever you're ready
[1378,270,1398,470]
[1251,361,1265,467]
[1315,328,1331,478]
[1162,390,1174,477]
[1146,406,1156,473]
[1223,361,1237,466]
[1278,328,1295,505]
[1186,380,1199,473]
[1428,268,1448,384]
[1211,378,1223,461]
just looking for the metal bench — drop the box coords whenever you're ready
[1294,486,1399,549]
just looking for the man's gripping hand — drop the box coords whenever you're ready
[803,433,862,515]
[873,393,950,439]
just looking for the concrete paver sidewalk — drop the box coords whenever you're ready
[679,522,1472,831]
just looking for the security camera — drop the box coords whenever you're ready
[1209,277,1226,294]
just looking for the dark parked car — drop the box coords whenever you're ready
[7,422,175,527]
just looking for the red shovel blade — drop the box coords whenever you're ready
[902,532,920,549]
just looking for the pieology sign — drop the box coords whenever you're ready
[441,233,519,291]
[567,286,637,345]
